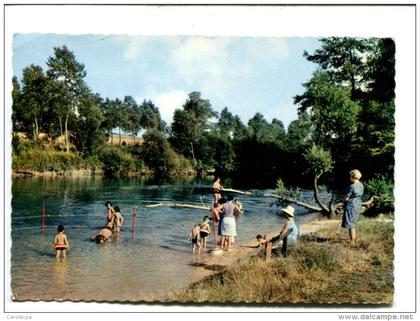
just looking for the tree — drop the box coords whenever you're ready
[11,76,24,133]
[170,91,217,168]
[303,144,334,216]
[122,96,141,143]
[141,129,175,176]
[20,65,50,140]
[285,111,311,153]
[303,37,371,99]
[73,93,106,156]
[47,45,88,152]
[139,99,165,131]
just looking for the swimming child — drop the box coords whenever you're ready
[91,227,113,244]
[113,205,124,233]
[105,201,115,229]
[188,224,201,254]
[54,224,70,258]
[199,216,211,252]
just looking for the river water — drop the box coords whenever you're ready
[10,176,319,302]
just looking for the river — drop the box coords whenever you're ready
[10,176,320,302]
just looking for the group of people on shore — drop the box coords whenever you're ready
[188,177,244,254]
[190,169,364,257]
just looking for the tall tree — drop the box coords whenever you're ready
[47,45,88,152]
[20,65,50,140]
[170,91,217,168]
[122,95,141,143]
[11,76,23,133]
[73,93,106,156]
[303,37,371,99]
[139,99,165,131]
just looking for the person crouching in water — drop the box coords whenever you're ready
[54,224,70,258]
[113,205,124,233]
[199,216,211,252]
[91,227,113,244]
[188,224,201,254]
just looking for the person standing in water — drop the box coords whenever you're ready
[199,216,211,252]
[212,177,223,203]
[220,195,237,252]
[188,224,201,254]
[105,201,115,229]
[342,169,364,245]
[113,205,124,233]
[54,224,70,258]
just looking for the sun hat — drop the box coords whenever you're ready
[349,169,362,180]
[281,205,295,217]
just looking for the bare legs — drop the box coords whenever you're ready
[349,228,357,245]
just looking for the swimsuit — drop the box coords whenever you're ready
[192,238,198,244]
[55,244,68,250]
[200,230,209,238]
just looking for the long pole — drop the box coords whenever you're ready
[41,202,45,235]
[213,208,217,249]
[131,207,136,240]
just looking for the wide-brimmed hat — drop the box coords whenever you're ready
[281,205,295,217]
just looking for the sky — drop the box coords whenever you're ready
[12,34,321,129]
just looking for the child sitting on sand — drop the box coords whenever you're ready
[188,224,201,254]
[199,216,211,252]
[54,224,70,258]
[113,205,124,233]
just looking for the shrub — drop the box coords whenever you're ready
[364,175,394,215]
[12,146,84,172]
[98,146,135,177]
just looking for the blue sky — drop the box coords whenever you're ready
[13,34,320,129]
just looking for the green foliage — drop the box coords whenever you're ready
[276,178,287,195]
[303,37,372,98]
[364,176,394,214]
[169,91,217,166]
[141,129,176,176]
[303,144,333,177]
[139,99,165,131]
[73,93,106,156]
[98,146,135,177]
[12,145,85,172]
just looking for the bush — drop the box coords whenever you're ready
[12,147,84,172]
[364,175,394,215]
[98,146,135,177]
[169,150,193,173]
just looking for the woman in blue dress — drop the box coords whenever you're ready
[342,169,364,245]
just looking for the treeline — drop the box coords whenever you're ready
[12,38,395,191]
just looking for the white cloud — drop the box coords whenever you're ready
[123,37,146,61]
[144,89,188,125]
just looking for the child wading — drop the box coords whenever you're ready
[199,216,211,252]
[113,205,124,233]
[54,224,70,258]
[188,224,201,254]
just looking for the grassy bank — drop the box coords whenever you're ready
[171,218,394,304]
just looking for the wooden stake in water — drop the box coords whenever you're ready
[131,207,136,240]
[41,202,45,235]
